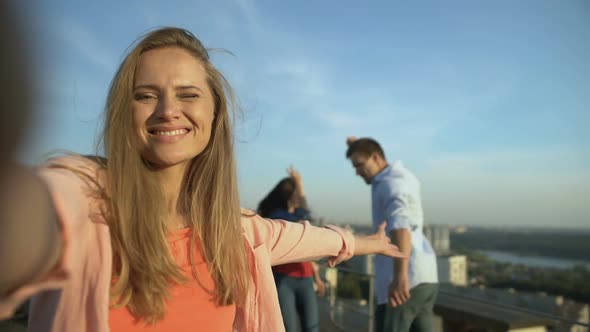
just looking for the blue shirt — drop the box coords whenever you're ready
[266,207,311,223]
[371,161,438,305]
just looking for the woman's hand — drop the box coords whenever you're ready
[311,262,326,297]
[354,222,408,258]
[314,278,326,297]
[287,166,302,185]
[287,166,305,197]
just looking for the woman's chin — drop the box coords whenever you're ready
[145,155,193,170]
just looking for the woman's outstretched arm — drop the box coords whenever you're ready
[353,222,404,258]
[243,212,406,268]
[0,165,61,296]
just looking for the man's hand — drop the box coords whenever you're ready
[346,136,357,146]
[388,227,412,307]
[388,277,410,307]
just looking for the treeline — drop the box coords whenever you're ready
[492,266,590,304]
[450,230,590,261]
[457,246,590,304]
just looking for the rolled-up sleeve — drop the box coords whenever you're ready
[381,181,413,232]
[322,224,355,267]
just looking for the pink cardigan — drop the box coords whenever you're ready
[0,157,355,331]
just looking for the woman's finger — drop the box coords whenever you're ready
[378,221,387,233]
[387,245,407,258]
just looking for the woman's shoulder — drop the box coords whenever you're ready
[37,154,109,224]
[240,208,275,247]
[39,154,107,187]
[42,154,105,171]
[240,208,265,231]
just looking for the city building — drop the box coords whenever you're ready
[424,224,451,255]
[437,254,468,286]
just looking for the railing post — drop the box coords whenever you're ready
[325,267,339,325]
[368,275,374,332]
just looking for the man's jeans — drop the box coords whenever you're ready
[375,283,438,332]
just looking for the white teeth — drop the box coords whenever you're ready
[153,129,187,136]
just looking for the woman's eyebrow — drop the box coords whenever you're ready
[133,84,204,93]
[176,85,204,93]
[133,84,159,91]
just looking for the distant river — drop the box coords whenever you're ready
[478,250,590,270]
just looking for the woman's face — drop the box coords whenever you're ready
[132,47,215,168]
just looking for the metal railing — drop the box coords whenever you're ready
[319,264,376,332]
[316,263,590,332]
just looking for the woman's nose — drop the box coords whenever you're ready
[154,95,180,120]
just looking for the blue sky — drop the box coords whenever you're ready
[19,0,589,228]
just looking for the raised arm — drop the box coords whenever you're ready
[287,166,313,222]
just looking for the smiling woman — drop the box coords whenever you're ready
[0,27,407,332]
[131,47,215,168]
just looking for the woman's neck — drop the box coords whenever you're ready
[155,163,189,229]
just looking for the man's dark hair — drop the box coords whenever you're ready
[346,138,386,160]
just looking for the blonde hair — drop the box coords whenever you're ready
[101,27,249,323]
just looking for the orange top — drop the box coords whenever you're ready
[109,228,235,332]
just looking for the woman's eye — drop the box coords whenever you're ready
[135,94,156,100]
[179,94,199,99]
